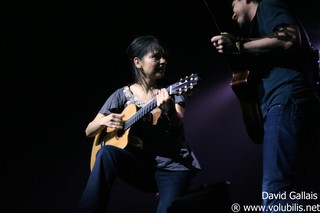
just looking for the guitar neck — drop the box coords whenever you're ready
[124,99,157,130]
[122,73,199,131]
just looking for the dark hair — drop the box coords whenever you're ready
[126,35,167,83]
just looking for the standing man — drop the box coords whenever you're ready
[211,0,320,212]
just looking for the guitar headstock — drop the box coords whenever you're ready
[168,73,200,95]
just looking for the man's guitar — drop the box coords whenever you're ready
[90,73,199,170]
[200,0,264,144]
[230,68,264,144]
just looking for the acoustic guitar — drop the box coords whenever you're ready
[90,73,200,170]
[230,68,264,144]
[201,0,264,144]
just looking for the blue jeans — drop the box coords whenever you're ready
[262,99,320,213]
[77,145,193,213]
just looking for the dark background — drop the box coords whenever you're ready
[6,0,320,212]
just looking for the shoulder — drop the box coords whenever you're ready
[106,86,129,103]
[258,0,293,16]
[259,0,282,7]
[100,86,129,114]
[113,86,129,95]
[257,0,296,32]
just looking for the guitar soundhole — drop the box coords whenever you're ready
[116,129,125,138]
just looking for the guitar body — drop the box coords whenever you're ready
[90,104,137,170]
[230,69,264,144]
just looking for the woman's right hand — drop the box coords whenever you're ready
[101,113,124,129]
[85,113,124,137]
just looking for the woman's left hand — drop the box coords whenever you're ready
[156,88,175,113]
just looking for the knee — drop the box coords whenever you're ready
[93,145,122,171]
[96,145,118,160]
